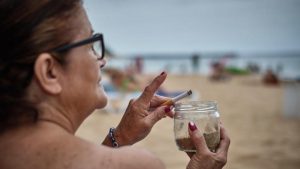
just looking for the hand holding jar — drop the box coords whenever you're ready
[186,122,230,169]
[173,101,230,169]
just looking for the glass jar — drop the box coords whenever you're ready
[174,101,220,152]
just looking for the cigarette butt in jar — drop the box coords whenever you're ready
[161,90,192,106]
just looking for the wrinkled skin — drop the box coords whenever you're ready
[187,124,230,169]
[103,72,174,146]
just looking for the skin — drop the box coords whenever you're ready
[187,124,231,169]
[0,4,230,169]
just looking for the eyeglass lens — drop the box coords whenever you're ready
[93,40,103,60]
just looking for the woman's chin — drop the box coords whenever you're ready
[95,85,108,107]
[95,95,108,109]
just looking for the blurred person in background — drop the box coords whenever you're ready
[0,0,230,169]
[262,69,279,85]
[209,61,229,81]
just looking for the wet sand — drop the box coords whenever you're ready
[76,74,300,169]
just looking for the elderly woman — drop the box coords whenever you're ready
[0,0,230,169]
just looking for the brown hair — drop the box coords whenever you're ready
[0,0,82,131]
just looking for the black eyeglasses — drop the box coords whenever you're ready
[53,33,105,60]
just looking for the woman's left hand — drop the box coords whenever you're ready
[113,72,173,146]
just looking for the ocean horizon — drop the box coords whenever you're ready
[106,52,300,79]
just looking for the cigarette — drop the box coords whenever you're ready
[161,90,192,106]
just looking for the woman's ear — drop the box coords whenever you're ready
[34,53,62,94]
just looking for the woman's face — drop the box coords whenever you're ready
[60,7,107,113]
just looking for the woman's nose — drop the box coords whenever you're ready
[99,58,106,68]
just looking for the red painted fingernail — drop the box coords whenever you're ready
[164,106,171,113]
[188,122,197,131]
[160,71,166,76]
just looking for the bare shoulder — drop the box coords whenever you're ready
[72,137,165,169]
[110,146,166,169]
[0,128,165,169]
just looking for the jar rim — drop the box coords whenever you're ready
[174,100,218,112]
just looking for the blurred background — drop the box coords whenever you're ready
[76,0,300,169]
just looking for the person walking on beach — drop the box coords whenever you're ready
[191,54,201,73]
[0,1,230,169]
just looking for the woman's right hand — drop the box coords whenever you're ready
[102,72,173,147]
[186,122,230,169]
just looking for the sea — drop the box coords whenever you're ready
[85,0,300,80]
[106,52,300,80]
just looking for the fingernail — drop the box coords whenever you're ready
[160,71,166,76]
[164,106,171,113]
[188,122,197,131]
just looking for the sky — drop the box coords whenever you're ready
[84,0,300,56]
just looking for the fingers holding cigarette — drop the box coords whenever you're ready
[161,90,193,106]
[149,90,192,118]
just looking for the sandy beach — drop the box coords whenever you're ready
[76,74,300,169]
